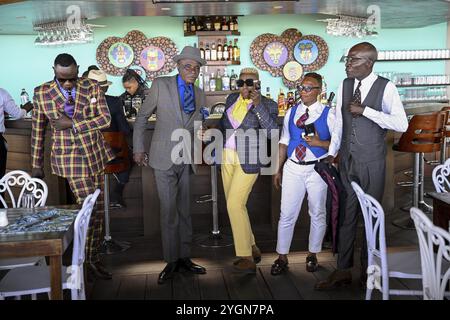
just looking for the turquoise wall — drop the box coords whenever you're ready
[0,14,447,105]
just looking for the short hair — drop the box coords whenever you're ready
[122,69,148,88]
[239,67,259,78]
[354,42,378,61]
[54,53,77,67]
[303,72,322,88]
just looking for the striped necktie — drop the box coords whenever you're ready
[294,108,309,161]
[183,84,195,114]
[353,81,362,104]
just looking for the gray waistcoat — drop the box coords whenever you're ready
[341,76,389,162]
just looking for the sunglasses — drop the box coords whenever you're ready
[236,79,256,88]
[297,85,321,93]
[57,77,78,84]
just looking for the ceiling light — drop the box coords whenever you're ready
[318,15,378,38]
[273,6,283,9]
[161,7,171,11]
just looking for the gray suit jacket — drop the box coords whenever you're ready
[133,75,206,172]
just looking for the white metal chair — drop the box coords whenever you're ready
[351,181,423,300]
[410,207,450,300]
[0,170,48,208]
[0,170,49,270]
[0,189,100,300]
[432,157,450,193]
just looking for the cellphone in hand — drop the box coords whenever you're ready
[303,123,315,137]
[254,80,261,91]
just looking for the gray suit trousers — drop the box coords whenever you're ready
[154,164,192,263]
[337,153,386,270]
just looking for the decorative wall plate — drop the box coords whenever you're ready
[96,30,178,81]
[263,42,288,67]
[108,42,134,68]
[298,35,328,72]
[283,61,303,82]
[294,39,319,65]
[140,45,165,72]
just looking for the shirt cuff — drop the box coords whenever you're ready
[362,106,376,119]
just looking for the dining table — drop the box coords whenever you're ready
[0,205,80,300]
[428,192,450,231]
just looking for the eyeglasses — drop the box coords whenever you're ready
[297,85,321,93]
[236,79,255,88]
[343,56,372,64]
[180,63,200,73]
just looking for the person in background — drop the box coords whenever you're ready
[31,53,115,281]
[120,69,149,119]
[0,88,33,179]
[220,67,278,274]
[133,46,207,284]
[271,72,341,275]
[315,42,408,290]
[87,68,132,208]
[82,65,100,78]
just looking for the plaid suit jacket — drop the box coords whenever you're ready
[221,93,279,174]
[31,78,114,178]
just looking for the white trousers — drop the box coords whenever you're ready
[276,159,328,254]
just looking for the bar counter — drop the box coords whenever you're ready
[4,103,447,236]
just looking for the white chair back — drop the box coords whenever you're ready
[432,158,450,193]
[69,189,100,300]
[0,170,48,208]
[410,207,450,300]
[351,181,390,300]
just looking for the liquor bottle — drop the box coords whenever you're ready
[183,19,188,33]
[211,43,217,61]
[265,87,271,99]
[229,16,234,31]
[214,16,221,31]
[209,72,216,91]
[232,16,238,31]
[228,40,233,61]
[233,38,240,62]
[198,68,204,90]
[203,66,210,92]
[320,77,328,104]
[223,41,229,61]
[217,39,223,61]
[221,16,228,31]
[196,17,204,31]
[287,92,294,109]
[222,69,230,91]
[190,17,196,33]
[199,42,205,60]
[277,88,285,114]
[20,88,30,105]
[230,69,237,90]
[205,16,212,31]
[216,70,223,91]
[205,43,211,61]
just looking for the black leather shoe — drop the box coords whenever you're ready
[158,262,179,285]
[178,258,206,274]
[86,262,112,280]
[270,258,289,276]
[306,254,319,272]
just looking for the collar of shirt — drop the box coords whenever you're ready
[55,78,76,100]
[177,74,192,91]
[295,101,323,119]
[354,72,377,93]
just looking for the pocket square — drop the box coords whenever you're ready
[90,97,97,104]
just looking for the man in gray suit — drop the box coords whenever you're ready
[315,42,408,290]
[133,46,207,284]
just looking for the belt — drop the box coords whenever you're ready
[289,158,324,166]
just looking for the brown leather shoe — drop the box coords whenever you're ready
[314,269,352,291]
[232,258,256,274]
[252,245,261,264]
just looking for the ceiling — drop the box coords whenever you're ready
[0,0,449,35]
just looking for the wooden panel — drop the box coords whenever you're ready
[90,277,121,300]
[5,152,31,171]
[197,269,230,300]
[0,239,63,258]
[3,133,30,153]
[222,268,272,300]
[145,273,173,300]
[117,274,147,300]
[259,266,303,300]
[172,272,201,300]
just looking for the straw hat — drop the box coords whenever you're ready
[87,69,112,87]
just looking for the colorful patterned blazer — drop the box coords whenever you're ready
[31,78,115,178]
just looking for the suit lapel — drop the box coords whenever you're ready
[48,81,66,113]
[169,76,184,125]
[73,80,87,119]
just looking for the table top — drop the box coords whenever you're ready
[428,192,450,205]
[0,205,80,243]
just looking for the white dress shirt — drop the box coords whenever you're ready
[335,72,408,134]
[280,101,342,161]
[0,88,26,133]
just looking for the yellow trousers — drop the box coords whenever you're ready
[221,149,259,257]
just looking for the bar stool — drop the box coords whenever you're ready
[100,131,131,254]
[392,111,446,229]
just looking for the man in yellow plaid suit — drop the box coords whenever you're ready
[31,53,115,281]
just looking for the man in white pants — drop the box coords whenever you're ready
[271,73,342,275]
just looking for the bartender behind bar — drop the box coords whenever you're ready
[0,88,33,180]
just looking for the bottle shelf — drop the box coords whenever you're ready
[205,60,240,66]
[339,56,450,63]
[205,90,237,96]
[184,30,241,37]
[402,99,449,104]
[396,83,450,88]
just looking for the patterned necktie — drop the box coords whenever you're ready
[183,84,195,114]
[353,81,362,104]
[294,108,309,161]
[65,91,75,118]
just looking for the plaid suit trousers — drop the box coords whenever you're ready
[66,174,104,264]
